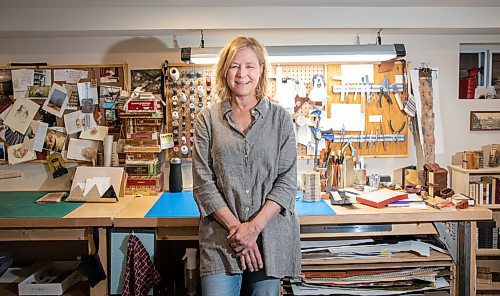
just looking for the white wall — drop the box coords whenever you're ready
[0,4,499,189]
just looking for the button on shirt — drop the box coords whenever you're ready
[192,97,301,278]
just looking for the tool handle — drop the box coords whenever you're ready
[394,92,404,110]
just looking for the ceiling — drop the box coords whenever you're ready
[1,0,500,7]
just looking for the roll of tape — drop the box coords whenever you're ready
[172,111,179,120]
[189,95,195,103]
[169,67,180,82]
[172,95,178,102]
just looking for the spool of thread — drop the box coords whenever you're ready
[169,158,183,192]
[170,67,180,82]
[103,135,113,167]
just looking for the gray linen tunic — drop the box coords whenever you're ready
[192,97,301,278]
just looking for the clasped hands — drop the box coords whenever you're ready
[227,222,263,272]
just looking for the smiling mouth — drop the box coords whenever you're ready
[235,81,250,85]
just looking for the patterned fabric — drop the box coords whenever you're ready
[122,234,160,296]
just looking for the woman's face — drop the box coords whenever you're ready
[226,47,262,100]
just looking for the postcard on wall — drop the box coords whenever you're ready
[42,83,69,117]
[100,67,119,83]
[0,142,5,161]
[33,69,52,87]
[67,138,98,161]
[24,120,48,152]
[47,152,68,179]
[27,86,50,99]
[54,69,87,84]
[79,126,108,141]
[77,82,99,105]
[100,85,121,109]
[11,69,34,99]
[131,69,162,94]
[3,127,25,146]
[64,84,79,110]
[43,128,67,153]
[64,110,86,134]
[7,139,36,165]
[3,98,40,134]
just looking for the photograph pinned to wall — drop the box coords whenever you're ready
[100,85,121,109]
[64,110,96,134]
[63,84,79,110]
[27,86,50,98]
[47,152,68,179]
[3,127,24,146]
[3,98,39,134]
[131,69,162,94]
[33,69,52,87]
[43,128,67,153]
[100,67,119,83]
[80,126,108,141]
[25,120,48,152]
[7,139,36,165]
[0,142,5,161]
[67,138,98,161]
[470,111,500,131]
[77,81,99,105]
[42,83,68,117]
[38,109,57,127]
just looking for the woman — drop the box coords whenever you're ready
[192,36,300,296]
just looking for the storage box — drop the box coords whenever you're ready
[18,261,82,295]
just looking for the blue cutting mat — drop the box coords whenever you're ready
[146,191,200,217]
[295,198,336,216]
[145,191,335,218]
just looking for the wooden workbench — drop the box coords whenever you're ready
[112,192,492,296]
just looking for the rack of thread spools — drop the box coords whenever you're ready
[164,64,216,160]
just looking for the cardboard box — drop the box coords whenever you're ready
[18,261,82,295]
[66,166,126,203]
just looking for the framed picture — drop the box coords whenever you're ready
[470,111,500,131]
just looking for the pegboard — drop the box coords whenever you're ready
[325,61,409,157]
[268,64,325,96]
[165,64,216,160]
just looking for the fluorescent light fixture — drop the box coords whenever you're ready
[182,44,405,64]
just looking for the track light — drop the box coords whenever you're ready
[181,44,406,64]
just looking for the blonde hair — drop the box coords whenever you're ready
[215,36,269,101]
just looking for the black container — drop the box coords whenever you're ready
[169,157,183,192]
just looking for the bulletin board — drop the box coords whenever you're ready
[0,63,128,165]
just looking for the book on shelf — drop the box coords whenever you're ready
[469,176,499,205]
[355,189,408,208]
[35,192,67,204]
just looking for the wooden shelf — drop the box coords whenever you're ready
[483,204,500,210]
[476,249,500,256]
[477,282,500,291]
[448,164,500,175]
